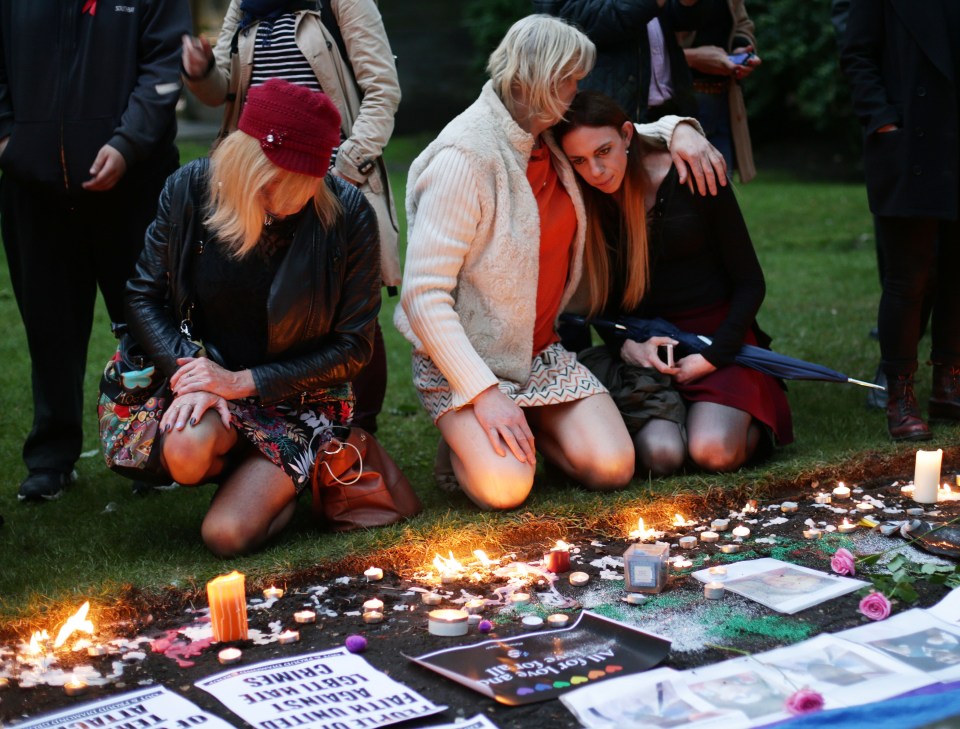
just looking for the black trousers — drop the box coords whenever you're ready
[351,320,386,433]
[877,212,960,378]
[1,167,171,473]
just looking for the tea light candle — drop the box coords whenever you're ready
[814,493,832,504]
[546,613,570,629]
[86,644,108,657]
[218,647,242,665]
[464,599,485,615]
[522,616,544,630]
[509,592,531,605]
[780,502,798,513]
[294,610,316,624]
[278,629,300,644]
[837,519,857,534]
[544,541,571,573]
[901,484,916,495]
[364,567,384,582]
[855,502,874,511]
[262,585,284,600]
[569,571,590,586]
[421,592,443,606]
[428,609,469,637]
[906,507,926,516]
[363,611,384,624]
[803,528,822,539]
[914,449,943,504]
[700,531,719,543]
[732,525,751,539]
[833,483,851,500]
[703,582,725,600]
[625,593,646,605]
[362,598,384,613]
[207,570,249,643]
[673,558,693,571]
[64,679,88,696]
[711,519,730,531]
[708,566,727,577]
[467,613,482,626]
[678,536,697,549]
[719,543,741,554]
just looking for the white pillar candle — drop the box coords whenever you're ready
[914,449,943,504]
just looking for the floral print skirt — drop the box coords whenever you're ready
[227,384,353,493]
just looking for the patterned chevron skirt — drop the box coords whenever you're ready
[412,342,608,422]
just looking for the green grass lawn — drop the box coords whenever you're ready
[1,136,955,628]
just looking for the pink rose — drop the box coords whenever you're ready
[859,591,892,621]
[831,548,856,576]
[785,688,825,715]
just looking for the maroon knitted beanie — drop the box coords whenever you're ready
[238,79,342,177]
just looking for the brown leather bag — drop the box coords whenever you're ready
[311,428,422,531]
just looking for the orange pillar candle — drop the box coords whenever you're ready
[207,571,248,642]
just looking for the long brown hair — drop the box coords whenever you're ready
[555,91,649,316]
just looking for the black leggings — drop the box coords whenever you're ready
[877,214,960,377]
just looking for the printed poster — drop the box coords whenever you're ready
[195,647,445,729]
[12,685,235,729]
[407,611,670,706]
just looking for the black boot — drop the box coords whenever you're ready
[886,375,932,441]
[930,364,960,421]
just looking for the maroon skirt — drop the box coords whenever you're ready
[667,303,794,446]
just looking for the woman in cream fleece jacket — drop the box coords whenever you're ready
[396,15,725,511]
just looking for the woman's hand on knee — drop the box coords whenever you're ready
[172,357,256,400]
[471,386,536,464]
[161,392,232,432]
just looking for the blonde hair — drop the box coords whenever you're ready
[487,14,595,126]
[206,132,341,258]
[555,91,649,316]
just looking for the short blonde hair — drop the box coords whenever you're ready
[487,14,595,125]
[206,132,341,258]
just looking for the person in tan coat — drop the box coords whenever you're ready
[181,0,399,433]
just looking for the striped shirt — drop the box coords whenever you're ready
[249,14,322,91]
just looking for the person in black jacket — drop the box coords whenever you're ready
[0,0,190,501]
[534,0,706,123]
[125,80,381,556]
[840,0,960,441]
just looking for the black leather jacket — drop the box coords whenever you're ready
[125,158,381,404]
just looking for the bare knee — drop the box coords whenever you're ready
[567,446,634,492]
[201,512,259,557]
[458,458,535,511]
[688,436,746,473]
[162,428,224,485]
[636,436,685,477]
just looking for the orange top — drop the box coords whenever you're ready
[527,143,576,354]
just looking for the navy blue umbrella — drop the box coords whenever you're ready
[562,313,884,390]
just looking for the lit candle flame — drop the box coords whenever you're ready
[26,630,50,655]
[742,502,758,514]
[54,602,94,649]
[673,513,687,526]
[433,551,465,575]
[473,549,493,567]
[553,540,570,551]
[629,517,660,540]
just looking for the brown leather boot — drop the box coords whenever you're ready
[930,364,960,421]
[886,375,932,441]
